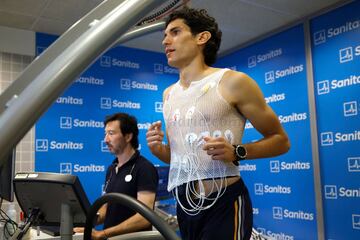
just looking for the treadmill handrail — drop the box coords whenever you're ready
[0,0,166,162]
[84,193,180,240]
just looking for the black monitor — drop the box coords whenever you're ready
[13,172,90,228]
[0,148,16,202]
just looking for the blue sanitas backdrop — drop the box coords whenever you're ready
[310,1,360,239]
[35,32,178,202]
[34,1,359,238]
[217,24,317,240]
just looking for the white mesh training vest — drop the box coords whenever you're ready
[164,68,246,191]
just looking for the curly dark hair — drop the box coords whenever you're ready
[104,113,139,149]
[165,6,222,66]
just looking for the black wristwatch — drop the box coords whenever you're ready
[232,145,247,166]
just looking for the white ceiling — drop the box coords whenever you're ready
[0,0,350,56]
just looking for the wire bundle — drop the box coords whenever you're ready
[166,87,229,216]
[172,119,228,216]
[0,206,18,240]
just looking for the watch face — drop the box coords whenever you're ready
[236,145,247,158]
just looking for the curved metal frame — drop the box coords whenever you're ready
[84,193,180,240]
[0,0,166,162]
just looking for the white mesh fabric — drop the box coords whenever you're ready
[164,68,246,192]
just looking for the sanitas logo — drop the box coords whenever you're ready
[248,48,282,68]
[281,161,310,170]
[330,75,360,89]
[283,209,314,221]
[56,96,83,105]
[348,157,360,172]
[76,76,104,85]
[164,66,179,74]
[112,58,140,69]
[279,112,307,123]
[73,119,104,128]
[50,141,83,150]
[327,20,360,38]
[275,64,304,78]
[121,79,158,91]
[239,163,256,171]
[131,81,158,91]
[266,230,294,240]
[339,47,353,63]
[73,164,105,173]
[263,184,291,194]
[154,64,178,74]
[338,187,360,198]
[265,93,285,104]
[60,163,72,174]
[335,130,360,143]
[318,75,360,95]
[112,100,141,109]
[257,48,283,63]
